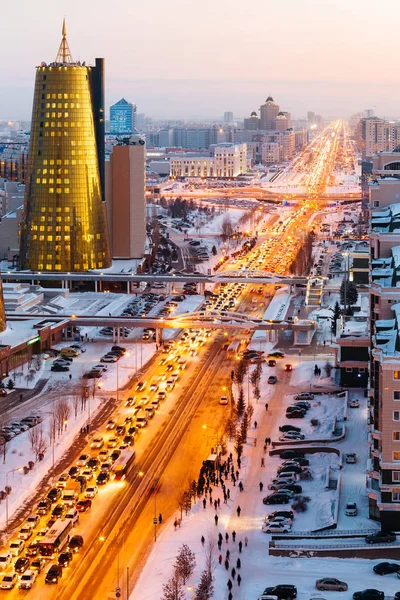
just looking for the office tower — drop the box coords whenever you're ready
[367,150,400,528]
[224,111,234,125]
[110,98,137,134]
[307,111,315,125]
[244,111,260,131]
[105,135,147,259]
[275,112,290,131]
[0,280,5,333]
[20,20,111,272]
[260,96,280,130]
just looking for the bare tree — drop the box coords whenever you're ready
[72,391,80,419]
[221,215,233,241]
[32,354,43,372]
[54,398,72,436]
[28,424,48,460]
[195,538,215,599]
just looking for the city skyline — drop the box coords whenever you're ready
[2,0,400,120]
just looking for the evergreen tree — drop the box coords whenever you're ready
[175,544,196,584]
[195,570,214,600]
[340,279,358,307]
[236,388,245,419]
[331,301,341,335]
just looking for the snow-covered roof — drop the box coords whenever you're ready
[392,245,400,268]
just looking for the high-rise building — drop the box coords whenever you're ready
[105,135,147,259]
[110,98,137,134]
[259,96,280,130]
[244,111,260,131]
[224,112,234,125]
[0,279,5,333]
[20,21,111,272]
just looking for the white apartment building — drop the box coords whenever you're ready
[261,142,280,164]
[170,143,247,178]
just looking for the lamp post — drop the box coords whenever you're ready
[5,467,23,531]
[202,424,219,452]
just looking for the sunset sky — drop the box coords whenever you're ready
[1,0,399,121]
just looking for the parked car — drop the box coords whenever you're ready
[352,591,384,600]
[279,450,305,459]
[349,398,359,408]
[279,425,301,433]
[286,410,306,419]
[265,510,294,522]
[346,453,357,464]
[263,584,297,599]
[262,521,292,534]
[365,531,396,544]
[263,493,291,505]
[373,562,400,575]
[294,392,314,400]
[345,502,358,516]
[316,578,348,591]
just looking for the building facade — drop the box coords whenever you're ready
[357,117,400,158]
[110,98,137,134]
[367,149,400,528]
[19,21,111,272]
[244,111,260,131]
[170,143,247,178]
[259,96,280,130]
[105,135,147,259]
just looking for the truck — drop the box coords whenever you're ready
[62,481,80,506]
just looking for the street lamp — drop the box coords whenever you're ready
[202,424,220,451]
[5,467,23,531]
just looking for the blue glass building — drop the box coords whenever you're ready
[110,98,137,134]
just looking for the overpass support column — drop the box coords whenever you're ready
[155,328,163,347]
[199,282,205,295]
[94,280,98,293]
[127,281,130,294]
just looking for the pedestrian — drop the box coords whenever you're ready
[236,470,239,479]
[238,458,241,469]
[238,540,243,553]
[69,373,72,380]
[259,481,264,491]
[158,513,163,524]
[174,519,178,530]
[236,557,241,569]
[264,444,267,453]
[227,488,231,499]
[265,402,269,411]
[228,592,233,600]
[225,532,229,543]
[219,532,223,542]
[214,499,218,510]
[201,535,205,546]
[254,438,257,447]
[214,514,218,526]
[223,492,227,504]
[231,567,236,580]
[265,437,268,445]
[209,496,213,505]
[226,549,230,560]
[237,506,241,517]
[219,554,222,565]
[239,481,243,492]
[203,498,206,509]
[244,535,248,547]
[237,573,242,587]
[254,420,258,428]
[218,539,222,550]
[225,559,229,571]
[232,530,236,542]
[261,457,265,467]
[227,580,233,592]
[217,498,221,508]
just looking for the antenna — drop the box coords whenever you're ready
[55,18,74,64]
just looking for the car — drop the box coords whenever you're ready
[373,562,400,575]
[345,502,358,516]
[268,359,277,367]
[85,486,98,499]
[70,344,86,353]
[116,425,126,436]
[106,420,116,430]
[294,392,314,400]
[0,554,11,571]
[158,391,167,401]
[76,499,92,513]
[100,462,112,473]
[18,525,33,540]
[110,450,121,462]
[282,483,303,494]
[51,505,65,519]
[315,578,348,591]
[30,557,46,573]
[284,364,293,372]
[293,401,311,410]
[107,437,118,448]
[286,410,306,419]
[279,432,305,441]
[14,557,30,574]
[80,469,94,481]
[112,345,126,354]
[268,376,278,384]
[352,590,384,600]
[278,465,303,475]
[65,508,79,525]
[9,540,25,556]
[365,531,396,544]
[0,573,18,589]
[34,527,48,540]
[101,354,119,363]
[87,457,100,471]
[265,510,294,522]
[346,453,357,464]
[26,543,39,557]
[58,551,73,568]
[90,437,104,449]
[68,466,79,478]
[97,471,110,485]
[263,584,297,599]
[47,487,62,503]
[219,396,229,405]
[51,364,70,372]
[279,425,301,433]
[19,570,38,590]
[279,450,305,459]
[268,352,285,359]
[68,534,84,553]
[135,381,147,392]
[263,493,291,505]
[349,398,360,408]
[45,564,62,584]
[56,473,70,488]
[268,479,297,490]
[262,521,292,534]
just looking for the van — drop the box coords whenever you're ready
[61,347,79,358]
[64,508,79,526]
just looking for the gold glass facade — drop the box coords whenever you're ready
[20,65,111,271]
[0,279,6,333]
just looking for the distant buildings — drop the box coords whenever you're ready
[170,143,247,178]
[19,20,111,272]
[259,96,280,130]
[356,116,400,158]
[224,112,234,125]
[105,135,147,259]
[244,112,260,131]
[110,98,137,134]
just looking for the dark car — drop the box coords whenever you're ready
[87,458,100,471]
[112,346,126,354]
[263,584,297,599]
[96,471,110,485]
[373,562,400,575]
[76,499,92,513]
[26,543,39,558]
[279,450,305,459]
[286,405,307,413]
[110,450,121,463]
[316,577,348,591]
[268,351,285,358]
[278,464,302,475]
[286,410,306,419]
[282,483,302,494]
[263,493,290,505]
[268,359,277,367]
[47,488,61,503]
[353,590,384,600]
[51,364,69,372]
[14,557,30,574]
[279,425,301,433]
[76,475,87,492]
[36,498,52,515]
[293,401,310,410]
[266,510,294,521]
[290,457,309,466]
[68,466,79,479]
[58,551,73,568]
[268,376,278,384]
[45,564,62,584]
[68,535,84,553]
[51,505,65,519]
[30,558,46,573]
[123,435,134,446]
[365,531,396,544]
[115,425,126,436]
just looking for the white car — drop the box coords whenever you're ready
[345,502,358,516]
[77,454,90,467]
[85,486,98,499]
[263,516,292,526]
[219,396,229,405]
[18,526,33,541]
[101,355,118,363]
[90,437,104,449]
[65,508,79,525]
[279,432,305,441]
[345,453,357,464]
[262,521,292,534]
[268,478,296,490]
[9,540,25,556]
[0,554,12,571]
[26,514,40,528]
[349,399,359,408]
[0,573,17,589]
[19,570,37,590]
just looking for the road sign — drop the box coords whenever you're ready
[116,587,121,598]
[153,517,158,524]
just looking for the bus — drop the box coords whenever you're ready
[38,519,73,557]
[111,448,136,481]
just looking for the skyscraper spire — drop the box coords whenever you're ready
[56,18,73,64]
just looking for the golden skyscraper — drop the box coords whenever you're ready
[0,279,5,333]
[20,21,111,272]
